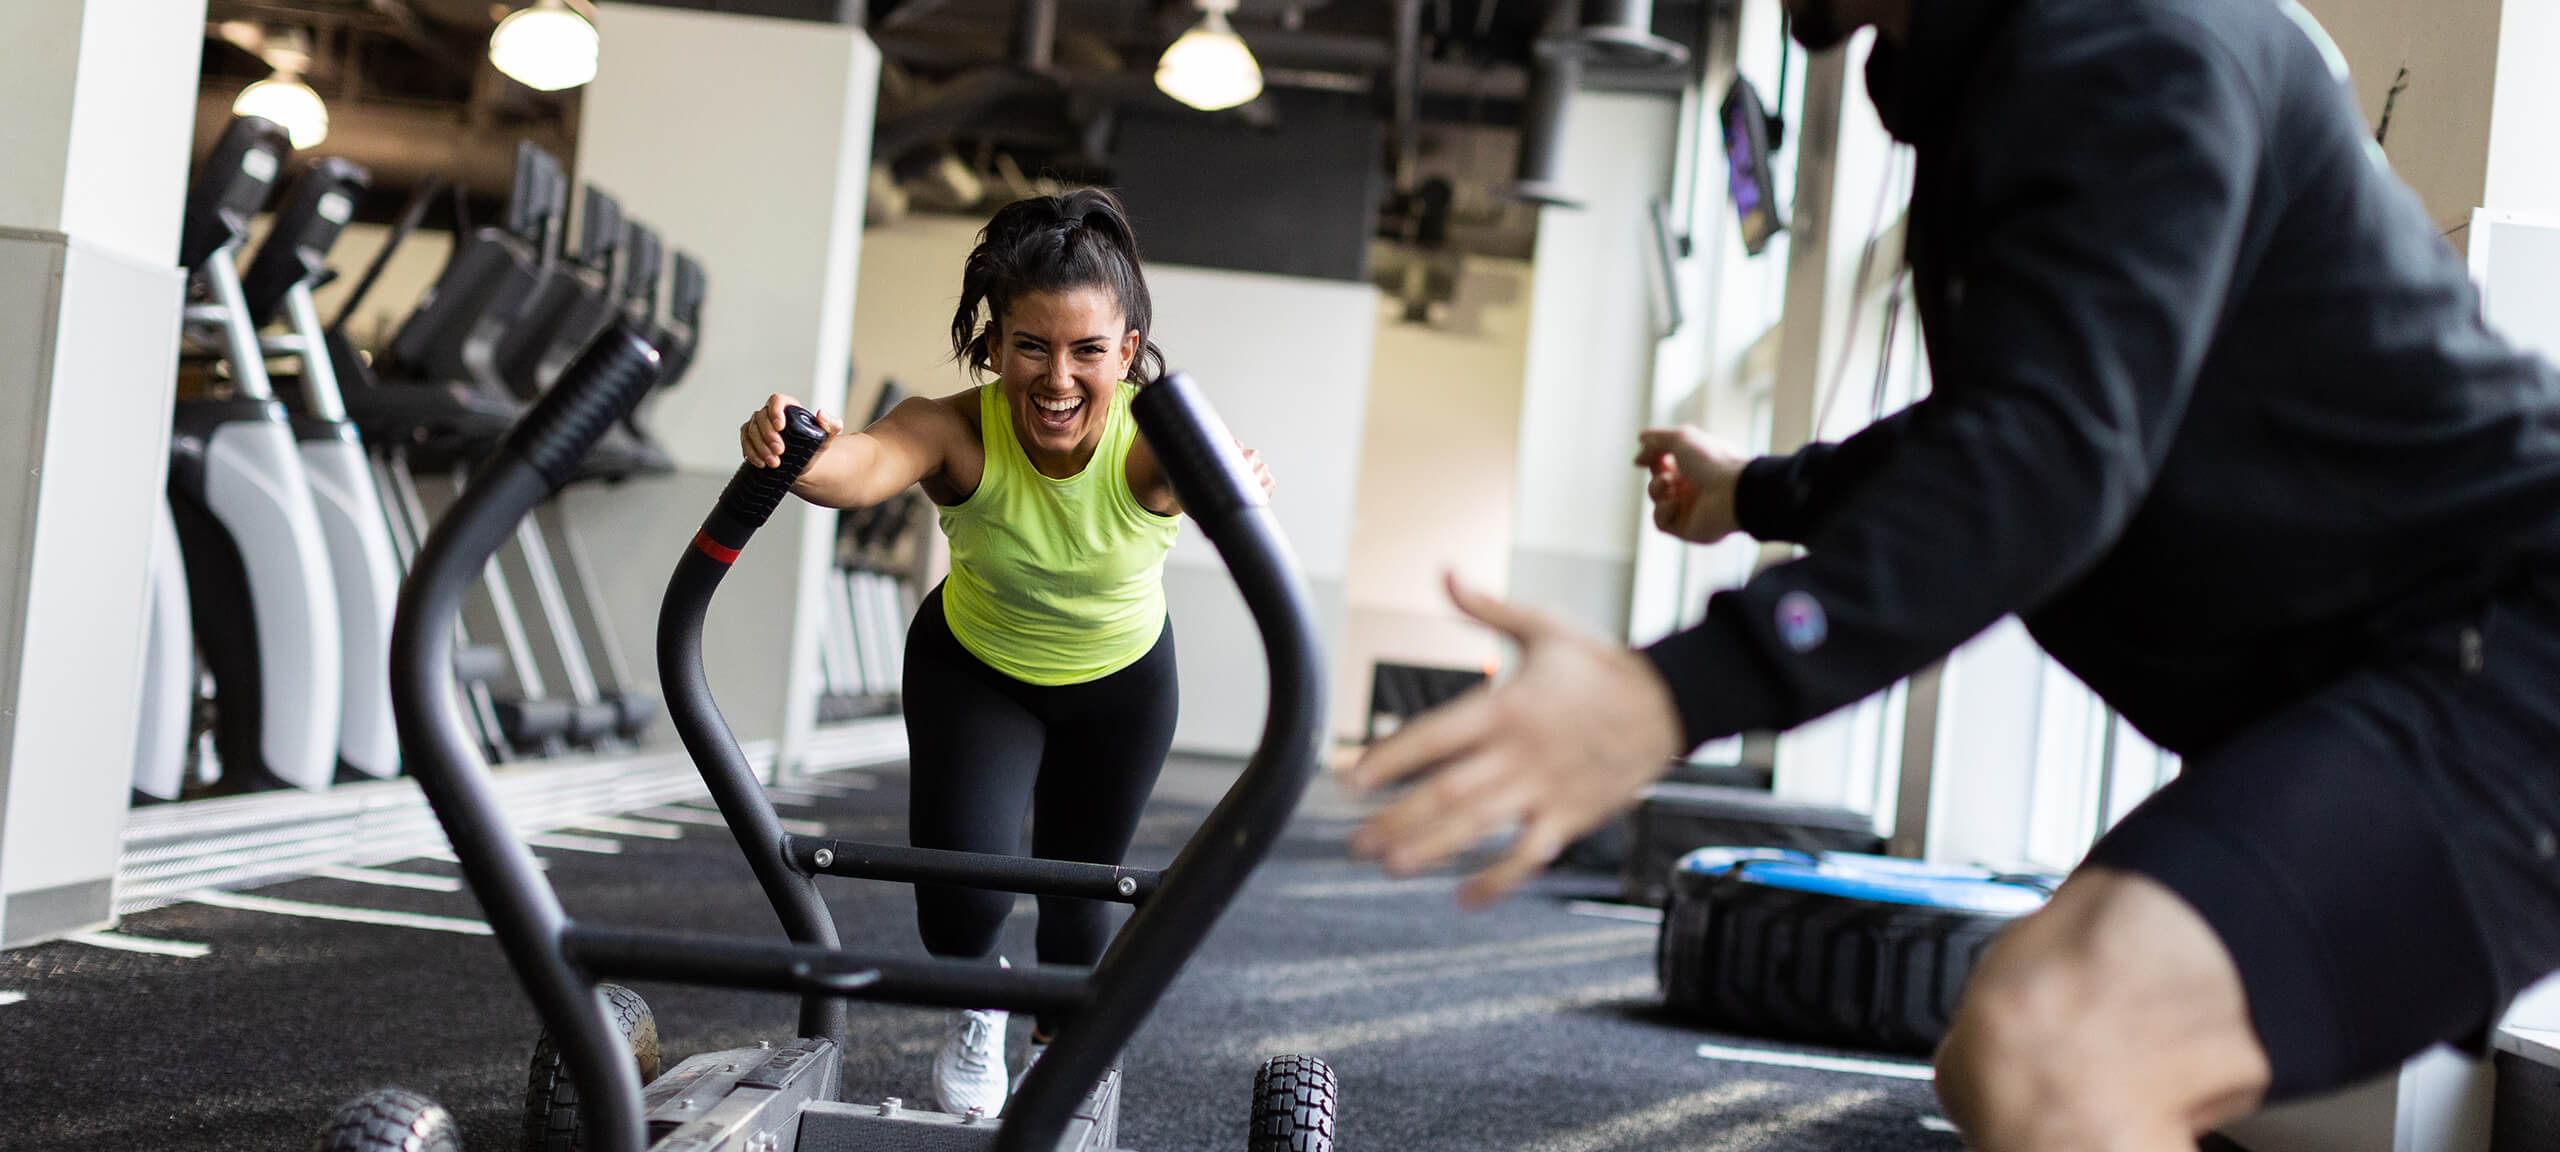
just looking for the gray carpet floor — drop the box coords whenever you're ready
[0,755,1959,1152]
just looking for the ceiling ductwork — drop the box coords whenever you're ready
[1507,40,1584,209]
[189,0,1708,261]
[192,86,571,203]
[1568,0,1688,72]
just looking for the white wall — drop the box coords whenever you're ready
[2297,0,2505,242]
[577,3,877,766]
[2485,0,2560,217]
[1511,90,1680,640]
[0,238,186,943]
[848,214,982,413]
[0,0,203,946]
[0,0,202,266]
[1339,255,1531,741]
[1147,265,1376,757]
[583,2,875,472]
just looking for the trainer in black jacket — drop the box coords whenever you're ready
[1641,0,2560,756]
[1349,0,2560,1141]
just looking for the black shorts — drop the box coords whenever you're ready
[2084,575,2560,1101]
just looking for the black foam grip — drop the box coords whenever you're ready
[1130,373,1256,525]
[503,317,663,485]
[702,407,827,550]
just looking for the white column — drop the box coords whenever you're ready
[570,3,876,776]
[0,0,206,946]
[1147,267,1377,757]
[2485,0,2560,218]
[1510,89,1680,642]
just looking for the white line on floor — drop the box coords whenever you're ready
[758,788,820,808]
[524,832,622,854]
[0,992,23,1007]
[181,889,491,935]
[1257,941,1655,1003]
[1565,900,1664,924]
[1693,1090,1887,1152]
[785,773,878,794]
[1921,1116,1958,1133]
[572,817,685,840]
[1274,875,1463,898]
[313,865,464,893]
[64,931,212,958]
[647,805,827,837]
[411,848,551,869]
[1510,1081,1782,1152]
[1242,926,1653,985]
[1695,1042,1935,1081]
[1237,976,1653,1059]
[648,806,825,838]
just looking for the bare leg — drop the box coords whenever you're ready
[1935,867,2272,1152]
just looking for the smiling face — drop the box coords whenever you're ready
[989,285,1140,475]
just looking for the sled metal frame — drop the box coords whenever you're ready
[390,343,1323,1152]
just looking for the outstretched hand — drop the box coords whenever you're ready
[1344,574,1687,908]
[741,393,842,470]
[1634,426,1750,544]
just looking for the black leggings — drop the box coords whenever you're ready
[904,583,1177,1001]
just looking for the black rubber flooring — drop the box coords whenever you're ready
[0,757,1958,1152]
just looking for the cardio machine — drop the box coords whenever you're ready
[148,114,344,797]
[320,320,1339,1152]
[239,155,406,782]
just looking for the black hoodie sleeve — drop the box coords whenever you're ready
[1733,404,1929,544]
[1644,16,2263,749]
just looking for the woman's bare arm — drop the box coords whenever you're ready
[742,393,968,509]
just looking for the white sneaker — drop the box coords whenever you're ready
[933,1008,1009,1118]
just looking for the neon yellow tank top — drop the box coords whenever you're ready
[938,383,1183,685]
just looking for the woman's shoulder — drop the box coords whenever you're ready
[896,386,983,438]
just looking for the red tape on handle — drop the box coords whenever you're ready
[692,529,740,565]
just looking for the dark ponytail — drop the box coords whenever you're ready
[949,187,1166,386]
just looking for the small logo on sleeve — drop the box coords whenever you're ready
[1775,592,1828,653]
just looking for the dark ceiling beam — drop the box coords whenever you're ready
[361,0,479,72]
[193,87,567,199]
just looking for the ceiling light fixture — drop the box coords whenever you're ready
[232,28,327,148]
[1156,0,1262,112]
[490,0,600,93]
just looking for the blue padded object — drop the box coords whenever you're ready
[1675,846,2052,914]
[1731,858,2049,915]
[1672,846,1818,875]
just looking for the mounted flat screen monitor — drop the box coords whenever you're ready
[1722,77,1786,256]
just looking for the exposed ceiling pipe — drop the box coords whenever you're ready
[194,89,568,202]
[363,0,477,73]
[1507,0,1583,208]
[1391,0,1422,190]
[1570,0,1688,71]
[871,69,1059,167]
[1010,0,1057,73]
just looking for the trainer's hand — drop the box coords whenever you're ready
[1344,574,1686,908]
[740,394,842,470]
[1241,445,1274,500]
[1634,427,1750,544]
